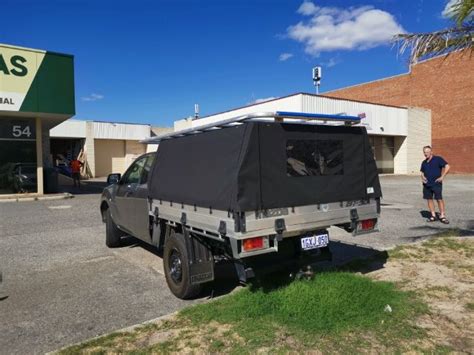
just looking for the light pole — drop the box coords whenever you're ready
[312,66,322,94]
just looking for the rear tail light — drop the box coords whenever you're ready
[242,237,264,252]
[358,219,376,231]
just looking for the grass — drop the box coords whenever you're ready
[59,272,427,354]
[180,271,427,351]
[60,234,474,354]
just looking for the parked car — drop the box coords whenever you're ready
[100,111,382,299]
[11,163,37,193]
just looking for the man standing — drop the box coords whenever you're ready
[70,158,84,188]
[420,146,450,224]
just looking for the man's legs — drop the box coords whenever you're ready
[434,184,445,218]
[427,199,436,217]
[437,199,445,218]
[423,185,436,218]
[73,173,79,188]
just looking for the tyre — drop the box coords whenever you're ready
[105,209,122,248]
[163,232,202,299]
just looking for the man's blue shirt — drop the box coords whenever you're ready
[420,155,448,186]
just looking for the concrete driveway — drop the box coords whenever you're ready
[0,175,472,354]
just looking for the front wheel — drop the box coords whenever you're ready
[163,232,202,299]
[105,209,122,248]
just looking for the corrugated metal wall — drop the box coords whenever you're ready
[180,94,408,137]
[301,95,408,136]
[175,95,302,130]
[93,122,151,140]
[50,120,87,138]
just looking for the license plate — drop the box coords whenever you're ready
[301,233,329,250]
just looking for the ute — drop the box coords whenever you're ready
[100,111,382,299]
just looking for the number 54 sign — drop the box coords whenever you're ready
[12,125,32,138]
[0,119,36,140]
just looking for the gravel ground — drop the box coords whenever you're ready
[0,175,472,354]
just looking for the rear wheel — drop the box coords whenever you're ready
[163,232,202,299]
[105,209,122,248]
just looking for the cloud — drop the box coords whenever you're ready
[298,1,318,16]
[324,57,340,68]
[250,97,277,104]
[287,2,405,56]
[82,93,104,102]
[279,52,294,61]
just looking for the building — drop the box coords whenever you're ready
[0,43,75,195]
[174,93,431,174]
[50,120,154,177]
[325,51,474,173]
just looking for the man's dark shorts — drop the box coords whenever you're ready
[423,184,443,200]
[72,172,80,180]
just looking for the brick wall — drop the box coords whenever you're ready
[326,51,474,173]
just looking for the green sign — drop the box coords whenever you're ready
[0,44,75,116]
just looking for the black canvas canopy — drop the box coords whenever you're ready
[149,122,381,212]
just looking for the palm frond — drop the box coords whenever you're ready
[449,0,474,26]
[394,25,474,63]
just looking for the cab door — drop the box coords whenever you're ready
[131,153,155,242]
[114,155,148,235]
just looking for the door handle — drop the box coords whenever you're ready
[125,185,133,197]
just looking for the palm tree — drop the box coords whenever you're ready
[395,0,473,63]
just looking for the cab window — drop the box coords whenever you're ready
[140,154,155,185]
[122,156,147,184]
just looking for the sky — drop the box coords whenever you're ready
[1,0,458,127]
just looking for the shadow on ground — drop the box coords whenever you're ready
[407,216,474,242]
[58,174,107,195]
[117,236,390,298]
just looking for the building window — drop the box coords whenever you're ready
[369,136,394,174]
[286,139,344,177]
[0,118,37,194]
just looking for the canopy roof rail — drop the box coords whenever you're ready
[142,111,363,144]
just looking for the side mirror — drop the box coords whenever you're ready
[107,173,121,185]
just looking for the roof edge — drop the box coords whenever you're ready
[0,43,74,58]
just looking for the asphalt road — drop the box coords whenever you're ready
[0,192,203,354]
[329,175,474,249]
[0,175,473,354]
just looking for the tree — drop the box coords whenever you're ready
[394,0,473,63]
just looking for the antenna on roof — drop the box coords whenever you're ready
[312,66,322,94]
[194,104,200,120]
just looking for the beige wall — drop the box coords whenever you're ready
[406,108,431,174]
[85,122,96,177]
[94,139,125,177]
[125,140,146,170]
[92,139,146,177]
[393,107,431,174]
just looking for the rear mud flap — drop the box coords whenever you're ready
[184,232,215,285]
